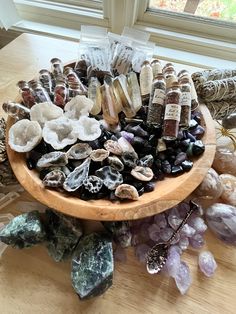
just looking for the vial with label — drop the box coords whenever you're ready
[179,77,191,129]
[163,65,177,89]
[64,67,87,95]
[163,82,182,140]
[178,69,199,111]
[147,74,166,127]
[39,69,53,96]
[151,59,162,78]
[139,61,153,103]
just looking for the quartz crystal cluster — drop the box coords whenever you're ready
[4,56,205,202]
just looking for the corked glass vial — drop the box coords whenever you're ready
[163,82,182,140]
[50,57,63,78]
[179,77,191,129]
[163,65,177,90]
[17,80,36,108]
[178,69,199,111]
[28,79,51,103]
[139,61,153,104]
[39,69,53,95]
[151,59,162,78]
[147,73,166,127]
[64,67,87,95]
[53,75,68,108]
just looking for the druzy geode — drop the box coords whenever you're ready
[71,232,113,300]
[45,209,83,262]
[0,211,46,248]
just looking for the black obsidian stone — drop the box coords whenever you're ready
[71,233,113,300]
[125,124,148,137]
[189,119,198,130]
[179,139,191,151]
[190,125,205,139]
[171,165,184,175]
[33,140,49,154]
[191,111,202,124]
[144,181,156,192]
[161,160,172,174]
[181,160,193,171]
[39,168,51,180]
[192,140,205,156]
[184,131,196,142]
[132,136,148,152]
[26,158,37,170]
[174,152,187,165]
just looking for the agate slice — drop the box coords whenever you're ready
[30,102,63,127]
[43,116,79,150]
[9,119,42,152]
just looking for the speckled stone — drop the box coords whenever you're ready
[0,211,46,248]
[71,232,113,300]
[102,221,132,248]
[45,210,83,262]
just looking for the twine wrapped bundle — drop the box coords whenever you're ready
[192,69,236,120]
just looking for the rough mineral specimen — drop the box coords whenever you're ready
[213,148,236,176]
[67,143,92,160]
[162,245,181,278]
[0,211,46,248]
[95,166,123,190]
[64,95,93,120]
[131,166,154,181]
[37,151,68,168]
[115,184,139,200]
[198,251,217,277]
[45,210,83,262]
[102,221,132,248]
[71,232,113,300]
[206,203,236,244]
[219,174,236,206]
[174,261,192,295]
[83,175,103,193]
[77,116,101,141]
[90,149,109,162]
[42,170,66,187]
[194,168,223,199]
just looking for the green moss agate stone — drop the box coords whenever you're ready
[0,211,46,248]
[45,209,83,262]
[71,232,113,300]
[102,221,132,248]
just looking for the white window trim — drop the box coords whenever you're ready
[11,0,236,68]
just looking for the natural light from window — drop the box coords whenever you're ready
[148,0,236,23]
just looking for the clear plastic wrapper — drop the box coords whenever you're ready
[79,25,111,75]
[132,41,155,73]
[111,37,134,76]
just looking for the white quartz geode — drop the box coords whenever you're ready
[9,119,42,152]
[43,116,79,150]
[30,102,63,127]
[77,116,101,141]
[64,95,93,120]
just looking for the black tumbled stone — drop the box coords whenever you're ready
[171,165,184,175]
[192,140,205,156]
[181,160,193,171]
[162,160,172,174]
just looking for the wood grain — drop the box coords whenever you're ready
[1,34,234,314]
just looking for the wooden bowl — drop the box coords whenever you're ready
[6,104,216,221]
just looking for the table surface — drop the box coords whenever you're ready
[0,33,236,314]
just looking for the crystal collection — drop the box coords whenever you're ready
[3,56,205,201]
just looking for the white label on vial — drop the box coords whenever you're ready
[152,88,165,105]
[164,104,181,122]
[180,91,191,107]
[140,68,153,95]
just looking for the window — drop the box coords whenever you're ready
[8,0,236,67]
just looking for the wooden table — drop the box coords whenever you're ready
[0,34,236,314]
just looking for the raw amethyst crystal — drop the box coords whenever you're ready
[135,243,150,263]
[206,203,236,245]
[162,245,181,277]
[198,251,217,277]
[174,261,192,295]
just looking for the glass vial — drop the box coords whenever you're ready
[179,77,191,129]
[139,61,153,103]
[151,59,162,78]
[39,69,53,96]
[163,65,177,89]
[163,82,182,140]
[147,74,166,127]
[54,76,68,108]
[28,79,51,103]
[50,58,63,78]
[17,80,36,108]
[64,66,87,95]
[178,69,199,111]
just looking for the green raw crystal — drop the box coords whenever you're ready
[71,232,113,300]
[45,209,83,262]
[0,211,46,248]
[102,221,132,248]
